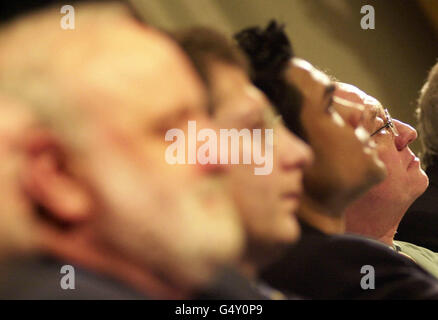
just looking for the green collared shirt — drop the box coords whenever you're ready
[393,240,438,279]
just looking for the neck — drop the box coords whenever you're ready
[37,225,187,299]
[344,195,410,247]
[298,195,345,235]
[377,225,399,247]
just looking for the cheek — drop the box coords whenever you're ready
[145,139,203,186]
[373,149,407,194]
[234,169,277,195]
[230,170,277,209]
[377,147,402,177]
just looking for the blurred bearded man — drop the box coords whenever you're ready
[0,1,247,299]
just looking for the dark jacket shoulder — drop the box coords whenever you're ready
[0,255,148,300]
[261,222,438,299]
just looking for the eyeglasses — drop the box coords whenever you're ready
[370,108,399,138]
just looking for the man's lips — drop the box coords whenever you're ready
[408,156,420,169]
[282,192,302,201]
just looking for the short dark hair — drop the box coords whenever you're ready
[174,26,249,113]
[235,20,305,139]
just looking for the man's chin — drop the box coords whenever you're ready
[279,217,301,245]
[418,171,429,194]
[408,169,429,200]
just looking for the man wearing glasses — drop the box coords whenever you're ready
[338,83,438,278]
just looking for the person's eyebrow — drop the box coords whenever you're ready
[324,84,336,98]
[323,84,336,111]
[377,105,386,118]
[366,105,385,133]
[153,103,196,129]
[367,106,379,130]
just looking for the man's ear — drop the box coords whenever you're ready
[20,128,94,224]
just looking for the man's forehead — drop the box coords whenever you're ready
[335,83,381,105]
[225,86,273,119]
[89,71,205,126]
[359,95,385,120]
[289,58,331,85]
[76,27,206,119]
[0,95,35,134]
[286,58,334,105]
[335,83,384,114]
[209,61,271,112]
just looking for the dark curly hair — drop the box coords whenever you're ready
[235,20,306,140]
